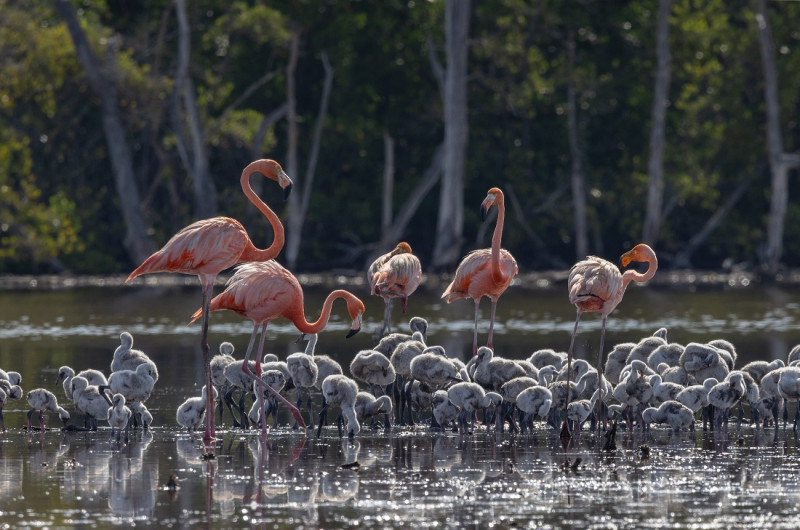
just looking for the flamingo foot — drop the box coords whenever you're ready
[560,420,571,442]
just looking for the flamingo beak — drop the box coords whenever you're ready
[295,333,306,344]
[620,248,637,268]
[480,193,496,222]
[346,313,363,338]
[278,169,293,200]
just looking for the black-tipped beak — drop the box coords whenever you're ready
[295,333,306,344]
[283,182,293,201]
[54,375,64,387]
[480,204,488,222]
[346,327,361,339]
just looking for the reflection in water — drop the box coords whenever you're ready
[107,431,156,519]
[0,427,797,526]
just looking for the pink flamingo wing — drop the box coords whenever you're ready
[129,217,249,279]
[376,254,422,297]
[367,250,392,292]
[443,249,488,301]
[205,261,301,323]
[568,256,622,307]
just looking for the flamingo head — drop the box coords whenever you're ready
[251,159,293,199]
[480,187,504,222]
[391,241,412,256]
[345,295,366,338]
[620,243,656,268]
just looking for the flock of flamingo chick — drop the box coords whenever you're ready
[6,158,800,445]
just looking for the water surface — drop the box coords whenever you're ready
[1,281,800,527]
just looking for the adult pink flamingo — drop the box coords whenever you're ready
[368,241,422,338]
[442,187,518,356]
[562,243,658,438]
[126,159,292,441]
[190,260,366,435]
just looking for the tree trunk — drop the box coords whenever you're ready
[366,143,445,266]
[54,0,155,264]
[673,174,754,268]
[173,0,215,219]
[381,130,395,237]
[431,0,470,269]
[566,33,588,260]
[285,27,301,267]
[286,46,334,270]
[643,0,673,246]
[754,0,800,275]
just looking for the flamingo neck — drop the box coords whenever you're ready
[289,290,351,334]
[620,249,658,291]
[240,162,285,262]
[491,192,506,283]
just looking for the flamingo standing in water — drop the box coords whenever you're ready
[191,260,365,436]
[442,187,518,356]
[368,242,422,338]
[561,243,658,438]
[126,159,292,442]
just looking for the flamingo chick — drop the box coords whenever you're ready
[55,366,108,402]
[350,349,395,397]
[432,390,460,432]
[72,375,112,430]
[108,393,132,442]
[516,385,553,433]
[26,389,70,431]
[447,381,503,434]
[642,400,695,432]
[287,350,319,429]
[354,392,393,430]
[210,342,236,426]
[318,375,360,439]
[177,385,218,432]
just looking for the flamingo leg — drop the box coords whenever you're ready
[487,298,498,350]
[595,314,608,431]
[255,325,269,438]
[472,299,481,356]
[200,278,216,442]
[562,308,582,439]
[240,323,307,433]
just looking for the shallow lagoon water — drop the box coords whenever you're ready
[2,425,800,528]
[2,281,800,527]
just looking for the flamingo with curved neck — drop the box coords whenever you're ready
[126,158,292,442]
[562,243,658,439]
[442,187,518,355]
[190,260,366,436]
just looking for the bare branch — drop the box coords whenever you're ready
[426,32,445,98]
[365,143,445,266]
[210,69,281,137]
[673,173,755,268]
[250,103,288,159]
[299,51,335,223]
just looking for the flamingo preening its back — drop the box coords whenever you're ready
[368,242,422,338]
[562,243,658,439]
[126,159,292,442]
[442,187,518,356]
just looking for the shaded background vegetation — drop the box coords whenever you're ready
[0,0,798,276]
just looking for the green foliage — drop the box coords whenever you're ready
[0,0,798,274]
